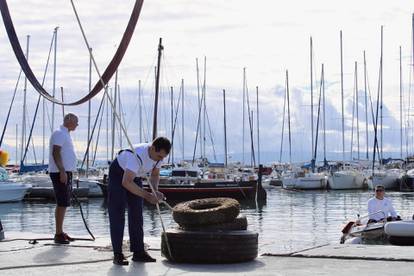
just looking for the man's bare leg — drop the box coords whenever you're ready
[55,206,67,234]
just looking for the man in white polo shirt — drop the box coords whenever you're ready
[367,185,401,223]
[108,137,170,265]
[48,113,78,244]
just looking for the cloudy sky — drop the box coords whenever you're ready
[0,0,413,165]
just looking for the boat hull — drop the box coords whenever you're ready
[0,182,31,203]
[328,171,366,190]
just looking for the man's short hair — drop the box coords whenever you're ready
[375,185,385,191]
[64,113,78,123]
[152,137,171,154]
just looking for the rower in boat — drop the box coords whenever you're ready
[367,185,401,224]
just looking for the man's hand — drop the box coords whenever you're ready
[145,192,159,205]
[155,190,165,201]
[59,171,68,184]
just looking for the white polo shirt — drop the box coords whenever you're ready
[368,197,398,221]
[117,143,163,177]
[48,125,77,173]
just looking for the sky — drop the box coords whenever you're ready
[0,0,414,165]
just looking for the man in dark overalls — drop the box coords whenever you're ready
[108,137,170,265]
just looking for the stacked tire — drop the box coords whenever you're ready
[161,197,258,263]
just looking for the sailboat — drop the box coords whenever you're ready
[282,38,327,190]
[328,31,366,190]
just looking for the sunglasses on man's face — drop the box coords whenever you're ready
[375,189,384,192]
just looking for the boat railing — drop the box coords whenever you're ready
[356,210,387,224]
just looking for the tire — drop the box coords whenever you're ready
[178,215,248,231]
[161,229,258,263]
[172,197,240,225]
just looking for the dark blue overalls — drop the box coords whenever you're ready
[107,151,144,254]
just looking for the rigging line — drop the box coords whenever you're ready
[0,69,22,147]
[125,57,157,130]
[92,96,106,166]
[366,65,380,160]
[80,92,106,170]
[0,0,143,106]
[21,30,56,165]
[204,108,217,162]
[279,85,287,163]
[168,86,182,164]
[244,74,256,166]
[70,0,171,255]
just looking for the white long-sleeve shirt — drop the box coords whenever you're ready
[368,197,398,221]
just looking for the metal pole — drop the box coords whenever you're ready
[400,46,403,158]
[87,47,92,176]
[310,37,314,158]
[20,35,29,162]
[364,51,369,159]
[170,86,174,163]
[152,37,163,140]
[242,68,246,165]
[286,70,292,164]
[181,79,184,161]
[52,27,58,132]
[355,61,360,160]
[256,86,260,165]
[223,89,228,167]
[380,26,383,162]
[340,30,345,167]
[139,80,142,143]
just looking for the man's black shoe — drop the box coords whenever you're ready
[62,232,75,242]
[54,233,70,244]
[132,251,156,262]
[113,253,129,266]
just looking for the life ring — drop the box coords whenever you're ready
[161,229,258,263]
[172,197,240,226]
[178,215,247,231]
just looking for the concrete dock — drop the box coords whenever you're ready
[1,232,413,275]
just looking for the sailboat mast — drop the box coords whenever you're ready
[202,57,207,159]
[181,79,184,161]
[355,61,360,160]
[138,80,142,143]
[196,58,202,158]
[310,36,314,158]
[152,37,163,140]
[322,64,326,163]
[364,51,369,159]
[340,30,345,167]
[242,68,246,165]
[170,86,174,163]
[286,70,292,164]
[400,46,403,158]
[279,82,287,163]
[20,35,29,162]
[111,71,118,160]
[223,89,228,167]
[256,86,260,165]
[87,47,92,176]
[51,27,58,132]
[380,26,384,162]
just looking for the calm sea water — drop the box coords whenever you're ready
[1,188,414,253]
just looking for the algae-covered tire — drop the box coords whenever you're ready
[178,215,248,231]
[172,197,240,225]
[161,229,258,263]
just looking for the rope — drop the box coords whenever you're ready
[21,30,56,165]
[69,0,173,259]
[0,0,144,106]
